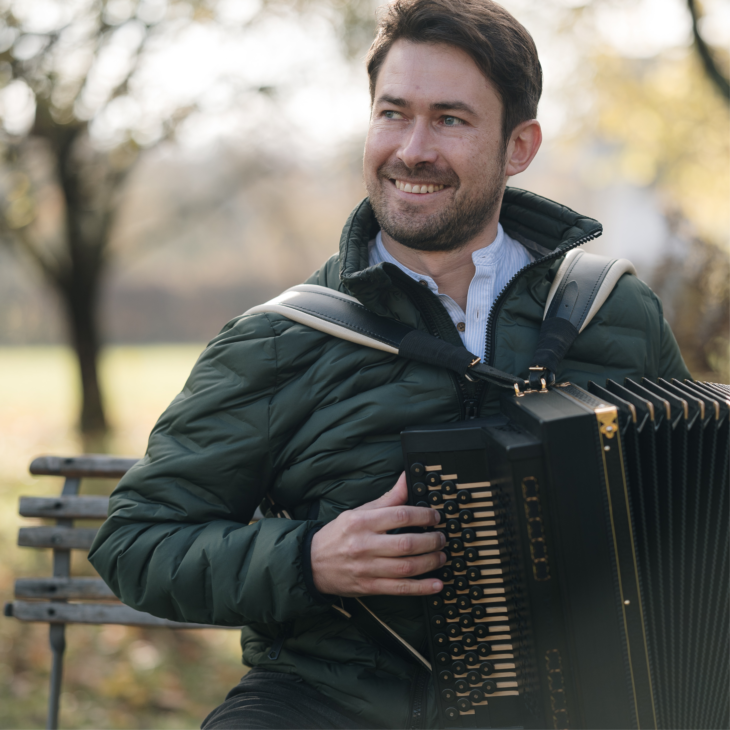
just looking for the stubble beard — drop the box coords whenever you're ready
[366,156,507,253]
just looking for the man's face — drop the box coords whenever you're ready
[364,40,508,252]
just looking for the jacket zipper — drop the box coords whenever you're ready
[410,665,430,729]
[483,231,601,366]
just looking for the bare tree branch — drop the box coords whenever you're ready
[687,0,730,103]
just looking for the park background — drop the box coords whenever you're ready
[0,0,727,727]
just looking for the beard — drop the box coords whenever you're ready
[366,156,506,253]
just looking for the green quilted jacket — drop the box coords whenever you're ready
[89,188,690,729]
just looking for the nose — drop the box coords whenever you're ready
[398,118,438,169]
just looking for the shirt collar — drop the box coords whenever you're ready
[372,224,506,295]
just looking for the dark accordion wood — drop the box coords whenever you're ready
[402,378,729,730]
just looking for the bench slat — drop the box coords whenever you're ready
[18,526,98,550]
[15,577,116,600]
[8,600,238,629]
[19,496,110,520]
[30,455,138,479]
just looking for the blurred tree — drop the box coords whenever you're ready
[583,2,729,378]
[0,0,377,441]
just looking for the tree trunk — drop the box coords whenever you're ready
[59,269,107,438]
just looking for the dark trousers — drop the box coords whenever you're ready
[201,669,369,729]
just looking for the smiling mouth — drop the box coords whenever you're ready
[392,179,446,194]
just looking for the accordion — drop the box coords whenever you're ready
[403,378,729,730]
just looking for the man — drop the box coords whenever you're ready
[89,0,690,728]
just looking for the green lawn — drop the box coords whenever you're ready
[0,346,246,729]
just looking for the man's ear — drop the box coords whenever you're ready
[505,119,542,177]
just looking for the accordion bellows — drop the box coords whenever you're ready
[402,378,729,730]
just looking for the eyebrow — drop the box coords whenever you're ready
[376,95,477,117]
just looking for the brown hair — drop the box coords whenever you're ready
[366,0,542,141]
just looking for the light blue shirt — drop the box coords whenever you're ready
[369,225,533,360]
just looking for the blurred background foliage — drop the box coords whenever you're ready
[0,0,728,727]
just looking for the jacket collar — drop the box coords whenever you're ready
[339,186,603,306]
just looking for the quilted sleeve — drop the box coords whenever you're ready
[88,312,329,626]
[657,314,693,381]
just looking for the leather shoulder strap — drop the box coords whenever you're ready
[245,284,527,392]
[529,250,636,389]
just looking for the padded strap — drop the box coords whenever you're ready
[246,285,527,391]
[530,250,636,389]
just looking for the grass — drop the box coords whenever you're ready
[0,346,247,730]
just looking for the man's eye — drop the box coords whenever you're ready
[383,110,404,120]
[443,116,464,126]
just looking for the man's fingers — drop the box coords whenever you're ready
[369,529,446,557]
[354,472,408,512]
[355,577,444,597]
[365,552,446,580]
[355,503,440,533]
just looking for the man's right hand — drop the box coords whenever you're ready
[310,472,446,597]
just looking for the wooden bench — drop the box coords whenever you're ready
[4,455,254,730]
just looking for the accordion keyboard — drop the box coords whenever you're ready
[409,459,522,723]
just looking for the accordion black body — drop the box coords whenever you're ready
[402,379,729,730]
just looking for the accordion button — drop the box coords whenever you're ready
[467,567,481,581]
[455,576,469,591]
[428,492,443,505]
[413,482,427,497]
[429,595,444,611]
[457,698,472,712]
[483,679,497,695]
[457,490,471,504]
[459,615,475,629]
[451,660,466,675]
[462,528,477,542]
[431,614,446,629]
[473,606,486,620]
[459,509,474,524]
[426,472,441,486]
[446,519,461,533]
[436,652,451,666]
[438,669,453,684]
[446,624,461,638]
[442,480,457,494]
[443,500,459,515]
[438,567,454,582]
[410,463,425,478]
[475,625,489,639]
[462,632,476,648]
[466,670,481,685]
[445,707,459,721]
[443,586,457,601]
[452,558,467,572]
[448,538,464,553]
[455,679,469,694]
[445,604,459,620]
[464,547,479,562]
[457,596,471,610]
[464,651,478,666]
[435,510,445,525]
[480,660,495,676]
[477,643,491,657]
[435,633,448,648]
[469,689,485,704]
[449,642,464,657]
[441,688,456,703]
[416,501,429,509]
[469,586,484,601]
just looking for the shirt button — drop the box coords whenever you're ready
[457,322,466,332]
[419,279,429,286]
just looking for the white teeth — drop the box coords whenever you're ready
[394,180,445,193]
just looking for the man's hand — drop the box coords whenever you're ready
[310,472,445,597]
